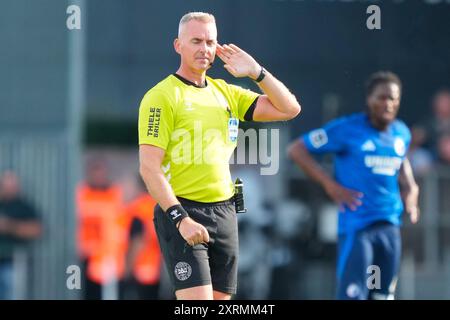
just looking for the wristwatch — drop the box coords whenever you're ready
[254,66,266,83]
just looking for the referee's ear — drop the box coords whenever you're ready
[174,38,181,54]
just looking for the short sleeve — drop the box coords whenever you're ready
[227,84,260,122]
[138,90,174,150]
[302,118,348,154]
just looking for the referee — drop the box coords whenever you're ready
[138,12,300,300]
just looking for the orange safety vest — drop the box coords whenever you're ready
[126,193,161,285]
[76,183,129,284]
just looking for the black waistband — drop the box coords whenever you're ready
[177,196,235,208]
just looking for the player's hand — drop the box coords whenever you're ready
[216,43,261,80]
[324,181,364,211]
[403,187,420,224]
[177,217,210,246]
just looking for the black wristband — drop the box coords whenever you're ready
[166,204,189,228]
[254,66,266,83]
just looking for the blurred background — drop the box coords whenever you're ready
[0,0,449,299]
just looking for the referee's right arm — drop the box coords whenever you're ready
[139,144,178,211]
[139,144,209,246]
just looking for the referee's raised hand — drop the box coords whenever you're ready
[216,43,261,80]
[177,217,210,246]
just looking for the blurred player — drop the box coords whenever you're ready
[288,71,419,300]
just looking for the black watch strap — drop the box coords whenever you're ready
[254,67,266,83]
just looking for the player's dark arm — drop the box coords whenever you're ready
[139,144,179,211]
[398,158,420,224]
[398,158,419,193]
[216,44,300,121]
[287,139,335,190]
[125,218,145,279]
[126,234,144,279]
[287,139,363,211]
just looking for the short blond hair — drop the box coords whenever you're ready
[178,12,216,37]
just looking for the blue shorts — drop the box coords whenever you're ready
[337,221,401,300]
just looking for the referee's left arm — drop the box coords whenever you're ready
[139,145,179,211]
[216,43,301,122]
[251,71,301,122]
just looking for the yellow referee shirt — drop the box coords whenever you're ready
[138,74,259,202]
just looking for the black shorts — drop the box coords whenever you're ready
[153,197,239,295]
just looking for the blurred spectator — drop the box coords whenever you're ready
[421,89,450,154]
[0,171,42,300]
[437,134,450,165]
[123,176,162,300]
[407,126,434,175]
[76,158,129,299]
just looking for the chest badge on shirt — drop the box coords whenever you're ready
[309,129,328,148]
[394,138,405,156]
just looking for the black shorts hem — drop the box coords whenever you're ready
[212,284,237,295]
[174,280,212,292]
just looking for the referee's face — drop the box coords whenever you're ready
[367,82,401,127]
[175,20,217,72]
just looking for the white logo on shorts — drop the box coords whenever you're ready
[174,262,192,281]
[346,283,360,298]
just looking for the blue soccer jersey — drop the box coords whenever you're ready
[302,112,411,234]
